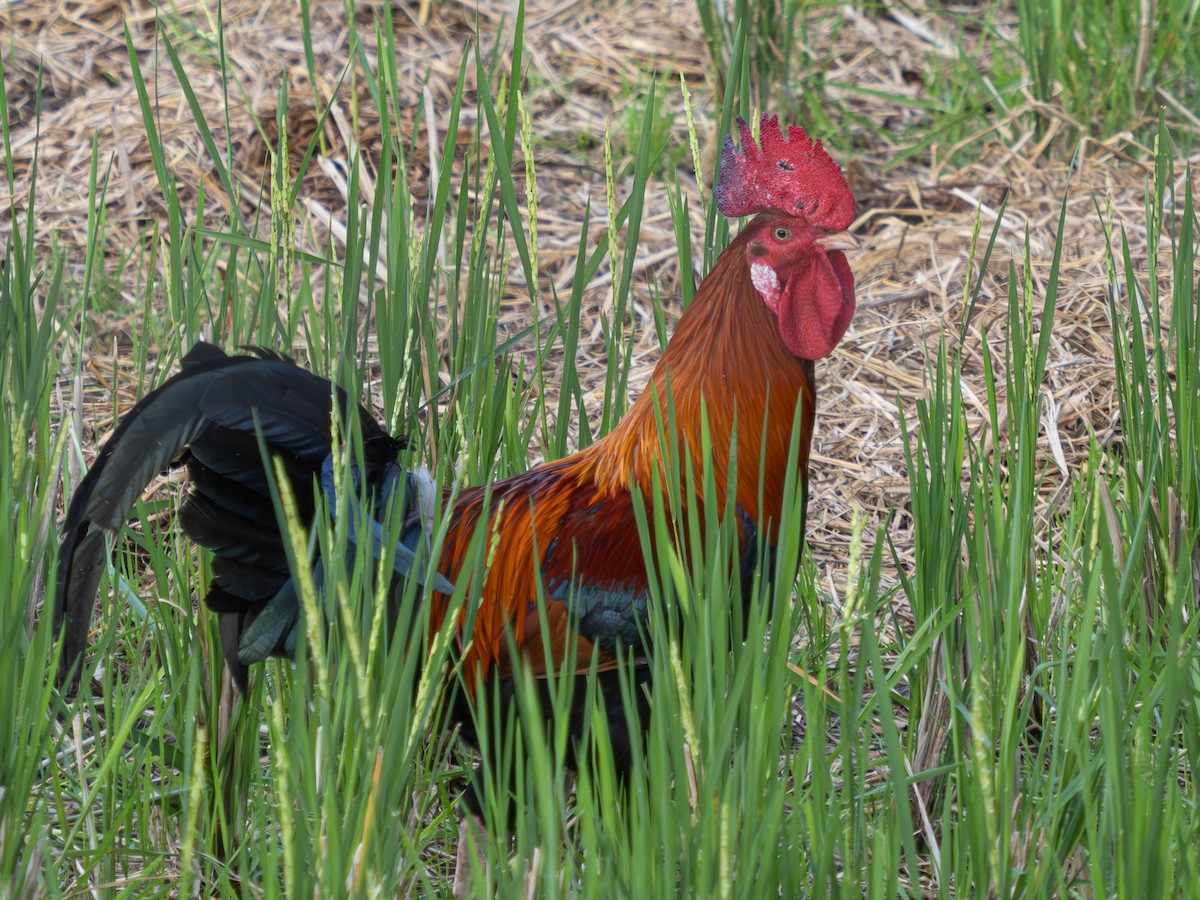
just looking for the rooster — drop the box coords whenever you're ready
[56,113,857,883]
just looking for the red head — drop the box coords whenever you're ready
[713,114,858,359]
[715,114,855,231]
[740,213,857,360]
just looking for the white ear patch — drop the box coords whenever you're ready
[750,261,783,312]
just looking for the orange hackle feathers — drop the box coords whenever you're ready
[429,215,820,693]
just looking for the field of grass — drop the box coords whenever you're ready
[2,0,1199,896]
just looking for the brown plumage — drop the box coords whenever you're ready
[55,113,858,885]
[430,212,848,692]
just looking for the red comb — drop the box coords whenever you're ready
[715,114,855,230]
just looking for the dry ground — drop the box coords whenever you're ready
[4,0,1195,602]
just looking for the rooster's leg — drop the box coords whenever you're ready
[452,812,489,898]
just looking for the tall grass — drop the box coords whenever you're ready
[1017,0,1200,150]
[0,62,69,899]
[758,1,1200,167]
[3,5,1200,898]
[693,0,797,117]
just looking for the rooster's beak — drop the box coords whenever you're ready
[817,230,860,252]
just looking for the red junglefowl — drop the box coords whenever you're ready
[56,112,857,885]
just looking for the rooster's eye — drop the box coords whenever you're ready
[773,227,792,241]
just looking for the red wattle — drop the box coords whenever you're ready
[777,250,856,360]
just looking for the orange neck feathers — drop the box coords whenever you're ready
[580,225,816,532]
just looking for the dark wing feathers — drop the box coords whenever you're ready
[532,487,763,661]
[538,491,654,657]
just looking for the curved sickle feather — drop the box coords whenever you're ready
[55,343,440,689]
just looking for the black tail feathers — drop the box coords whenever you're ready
[55,342,411,691]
